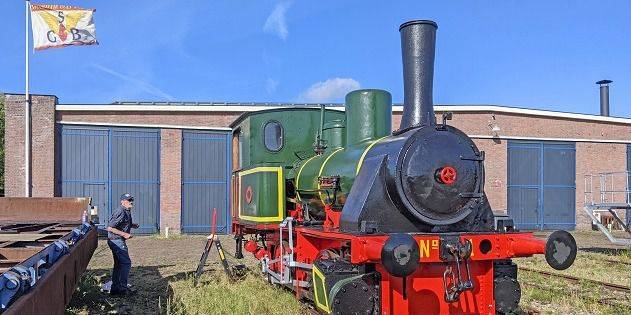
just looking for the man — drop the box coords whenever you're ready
[106,193,139,295]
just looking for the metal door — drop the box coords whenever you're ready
[61,125,160,234]
[508,141,576,230]
[181,131,231,234]
[60,127,110,220]
[110,129,160,234]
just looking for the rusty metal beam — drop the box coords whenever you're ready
[0,198,91,224]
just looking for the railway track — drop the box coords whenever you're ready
[519,266,630,293]
[604,259,631,266]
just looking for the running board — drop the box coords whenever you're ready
[584,206,631,246]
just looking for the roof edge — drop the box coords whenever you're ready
[55,104,631,125]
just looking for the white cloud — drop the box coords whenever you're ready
[91,63,175,101]
[266,78,279,94]
[263,2,291,40]
[298,78,361,102]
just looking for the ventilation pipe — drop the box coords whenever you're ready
[596,79,612,117]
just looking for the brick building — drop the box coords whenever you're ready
[3,93,631,234]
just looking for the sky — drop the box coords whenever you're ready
[0,1,630,117]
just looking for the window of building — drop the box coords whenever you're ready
[263,121,283,151]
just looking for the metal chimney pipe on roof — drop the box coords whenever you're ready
[596,79,612,117]
[399,20,438,130]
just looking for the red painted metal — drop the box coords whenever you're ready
[254,248,269,260]
[323,204,341,229]
[235,213,548,314]
[244,240,258,253]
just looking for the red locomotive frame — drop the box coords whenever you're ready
[232,205,559,315]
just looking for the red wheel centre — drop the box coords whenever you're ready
[439,166,457,185]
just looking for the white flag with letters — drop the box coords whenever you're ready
[30,4,98,51]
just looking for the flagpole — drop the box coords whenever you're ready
[25,0,31,197]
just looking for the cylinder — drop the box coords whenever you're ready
[345,89,392,146]
[322,119,346,150]
[399,20,437,129]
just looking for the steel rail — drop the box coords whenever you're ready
[519,267,630,293]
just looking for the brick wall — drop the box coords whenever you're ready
[474,139,508,212]
[4,94,57,197]
[575,143,628,227]
[159,129,182,234]
[57,111,240,128]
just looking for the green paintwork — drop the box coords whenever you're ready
[296,90,393,212]
[231,108,346,171]
[296,143,369,209]
[345,89,392,145]
[239,168,282,221]
[322,119,346,150]
[231,89,393,216]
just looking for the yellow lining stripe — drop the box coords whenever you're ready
[312,265,331,313]
[355,136,388,175]
[317,148,343,202]
[238,166,284,222]
[295,154,320,201]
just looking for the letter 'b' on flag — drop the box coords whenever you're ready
[30,4,98,51]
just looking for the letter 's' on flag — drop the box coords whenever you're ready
[30,4,97,51]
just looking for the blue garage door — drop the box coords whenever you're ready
[181,131,231,234]
[508,141,576,230]
[60,125,160,234]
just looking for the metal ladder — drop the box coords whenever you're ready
[584,172,631,246]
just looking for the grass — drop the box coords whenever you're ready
[65,273,117,315]
[516,248,631,286]
[519,270,630,315]
[167,272,306,315]
[516,246,631,315]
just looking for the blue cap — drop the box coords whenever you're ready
[120,193,134,201]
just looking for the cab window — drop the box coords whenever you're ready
[263,121,283,151]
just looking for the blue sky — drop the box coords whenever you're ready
[0,1,630,117]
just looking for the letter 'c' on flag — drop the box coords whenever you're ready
[30,4,98,51]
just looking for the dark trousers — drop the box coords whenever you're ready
[108,239,131,292]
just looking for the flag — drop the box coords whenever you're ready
[30,4,98,51]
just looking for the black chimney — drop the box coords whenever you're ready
[399,20,438,130]
[596,79,612,117]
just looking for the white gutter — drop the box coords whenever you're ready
[469,134,631,144]
[56,104,631,125]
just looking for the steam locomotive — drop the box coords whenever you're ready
[229,20,577,314]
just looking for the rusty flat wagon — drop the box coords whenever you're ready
[0,198,98,314]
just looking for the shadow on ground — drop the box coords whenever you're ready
[66,265,196,315]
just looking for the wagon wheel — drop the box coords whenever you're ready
[269,240,291,274]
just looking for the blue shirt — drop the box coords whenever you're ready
[108,205,133,240]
